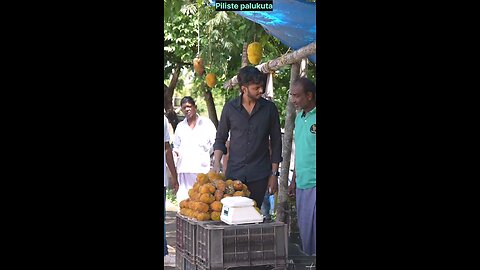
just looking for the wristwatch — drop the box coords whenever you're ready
[271,171,280,177]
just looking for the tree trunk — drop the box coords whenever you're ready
[241,43,248,68]
[276,61,301,224]
[203,82,219,128]
[223,42,316,89]
[164,64,182,130]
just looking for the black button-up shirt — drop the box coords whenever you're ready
[214,95,283,183]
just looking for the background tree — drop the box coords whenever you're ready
[164,2,198,129]
[164,1,316,128]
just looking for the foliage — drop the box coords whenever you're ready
[163,0,182,21]
[166,188,178,205]
[164,2,199,80]
[164,1,317,128]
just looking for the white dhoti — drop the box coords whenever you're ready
[176,173,198,203]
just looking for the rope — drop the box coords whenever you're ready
[253,12,256,42]
[279,54,287,66]
[279,48,291,66]
[208,11,212,74]
[197,4,200,56]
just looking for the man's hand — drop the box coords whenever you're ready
[211,163,221,173]
[288,169,296,197]
[288,181,296,197]
[171,172,179,194]
[212,150,224,173]
[165,142,178,194]
[267,175,278,195]
[173,150,180,160]
[173,179,179,194]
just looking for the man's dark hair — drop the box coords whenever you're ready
[237,66,265,88]
[180,96,196,106]
[293,77,316,99]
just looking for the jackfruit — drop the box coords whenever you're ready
[206,73,217,88]
[193,57,205,76]
[247,42,263,65]
[211,211,221,221]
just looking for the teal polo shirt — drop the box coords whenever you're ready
[294,107,317,189]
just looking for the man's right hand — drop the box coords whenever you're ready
[173,179,179,194]
[288,181,296,197]
[211,164,221,173]
[212,150,225,174]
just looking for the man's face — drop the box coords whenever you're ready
[242,83,264,100]
[181,102,197,119]
[290,84,311,110]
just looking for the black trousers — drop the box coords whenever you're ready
[244,178,269,209]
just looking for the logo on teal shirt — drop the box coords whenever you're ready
[310,124,316,134]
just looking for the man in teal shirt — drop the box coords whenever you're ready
[288,77,317,255]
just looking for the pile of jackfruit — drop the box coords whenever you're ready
[179,171,256,221]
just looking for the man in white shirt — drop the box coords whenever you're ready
[164,115,178,266]
[173,97,216,202]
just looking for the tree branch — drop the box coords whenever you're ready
[168,63,182,90]
[223,42,316,89]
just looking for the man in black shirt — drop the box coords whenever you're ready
[212,66,283,208]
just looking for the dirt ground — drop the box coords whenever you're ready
[164,200,178,270]
[163,199,315,270]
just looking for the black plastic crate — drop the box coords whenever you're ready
[195,221,288,270]
[176,214,198,258]
[175,214,187,254]
[197,266,278,270]
[176,213,217,258]
[176,250,198,270]
[287,256,316,270]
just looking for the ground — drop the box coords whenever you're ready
[163,195,315,270]
[165,200,178,270]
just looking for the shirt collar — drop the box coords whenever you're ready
[183,114,201,124]
[301,107,316,117]
[234,94,267,111]
[233,95,242,109]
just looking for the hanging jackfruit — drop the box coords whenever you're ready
[193,57,205,76]
[247,42,263,65]
[205,73,217,88]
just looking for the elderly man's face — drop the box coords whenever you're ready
[290,84,312,110]
[181,102,197,119]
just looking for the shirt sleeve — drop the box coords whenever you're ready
[164,116,170,143]
[213,104,230,154]
[207,119,217,150]
[172,125,181,151]
[269,103,283,164]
